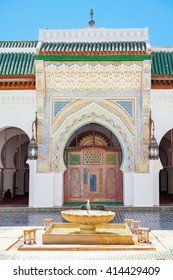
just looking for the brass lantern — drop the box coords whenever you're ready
[148,111,159,160]
[28,113,38,160]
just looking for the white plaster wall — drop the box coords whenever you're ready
[0,90,37,139]
[152,160,161,206]
[33,173,54,207]
[132,160,160,207]
[151,89,173,143]
[53,173,64,207]
[123,172,133,206]
[27,159,64,207]
[39,28,149,43]
[123,160,160,207]
[132,172,153,207]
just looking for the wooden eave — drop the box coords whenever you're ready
[0,75,35,90]
[39,51,148,56]
[151,74,173,89]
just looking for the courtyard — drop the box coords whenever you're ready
[0,206,173,260]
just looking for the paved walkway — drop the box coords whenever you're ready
[0,207,173,260]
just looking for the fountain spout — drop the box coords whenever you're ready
[86,199,91,214]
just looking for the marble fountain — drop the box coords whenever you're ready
[42,200,134,245]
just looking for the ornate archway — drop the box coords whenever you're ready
[64,123,123,203]
[51,100,135,174]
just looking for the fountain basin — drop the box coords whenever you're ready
[42,223,134,245]
[61,210,115,233]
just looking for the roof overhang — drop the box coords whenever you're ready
[151,74,173,89]
[0,75,35,90]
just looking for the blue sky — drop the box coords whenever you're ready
[0,0,173,46]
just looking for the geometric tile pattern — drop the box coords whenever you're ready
[84,148,102,164]
[0,209,173,230]
[54,101,71,117]
[106,155,116,164]
[117,101,133,117]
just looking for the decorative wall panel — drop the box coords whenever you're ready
[70,168,81,198]
[84,148,102,164]
[45,61,142,93]
[106,155,116,164]
[70,155,80,165]
[106,168,116,198]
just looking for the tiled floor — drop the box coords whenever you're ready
[0,250,173,260]
[0,208,173,230]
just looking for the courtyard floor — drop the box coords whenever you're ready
[0,206,173,260]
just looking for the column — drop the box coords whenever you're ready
[166,167,173,194]
[27,160,37,207]
[123,172,133,206]
[53,172,64,207]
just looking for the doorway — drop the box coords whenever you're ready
[64,123,123,204]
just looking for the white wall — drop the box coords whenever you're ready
[151,89,173,143]
[123,161,160,207]
[27,160,64,207]
[53,173,64,207]
[123,172,133,206]
[0,90,37,138]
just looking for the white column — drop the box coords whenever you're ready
[132,172,152,206]
[132,159,161,207]
[151,159,162,205]
[3,169,15,197]
[166,167,173,194]
[27,160,37,207]
[53,172,64,207]
[123,172,133,206]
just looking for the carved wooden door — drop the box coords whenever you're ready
[64,148,123,203]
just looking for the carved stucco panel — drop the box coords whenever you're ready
[136,60,151,172]
[45,61,142,93]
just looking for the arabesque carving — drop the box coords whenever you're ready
[45,62,142,93]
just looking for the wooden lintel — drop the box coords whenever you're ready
[0,75,35,90]
[151,80,173,89]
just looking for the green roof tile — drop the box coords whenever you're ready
[0,52,35,75]
[0,41,38,48]
[39,41,147,54]
[0,43,173,77]
[151,52,173,75]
